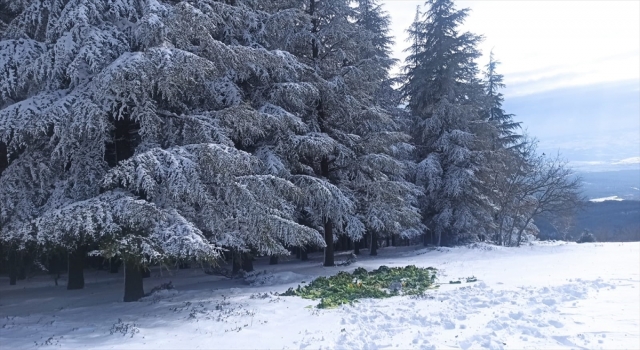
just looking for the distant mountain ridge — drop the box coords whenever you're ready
[535,169,640,242]
[578,169,640,201]
[536,200,640,242]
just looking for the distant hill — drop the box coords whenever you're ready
[536,200,640,242]
[578,169,640,201]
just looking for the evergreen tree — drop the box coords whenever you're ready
[261,0,422,263]
[483,51,522,150]
[0,0,328,297]
[1,0,422,288]
[402,0,491,246]
[478,52,527,245]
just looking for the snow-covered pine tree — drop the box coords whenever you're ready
[402,0,491,246]
[350,0,423,254]
[0,0,328,297]
[258,0,423,263]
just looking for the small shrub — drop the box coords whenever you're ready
[109,319,140,338]
[280,265,438,308]
[576,231,597,243]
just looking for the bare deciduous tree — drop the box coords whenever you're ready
[489,138,584,246]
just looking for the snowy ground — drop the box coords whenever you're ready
[1,242,639,349]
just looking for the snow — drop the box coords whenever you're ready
[590,196,625,202]
[244,270,310,287]
[1,242,639,349]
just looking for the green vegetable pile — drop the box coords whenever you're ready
[281,265,438,308]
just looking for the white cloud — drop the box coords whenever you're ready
[383,0,640,96]
[613,157,640,165]
[382,0,640,173]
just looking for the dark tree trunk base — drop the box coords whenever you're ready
[269,255,278,265]
[300,249,308,261]
[294,247,301,259]
[232,251,242,274]
[370,232,378,256]
[48,253,61,286]
[241,252,254,272]
[123,259,145,302]
[9,249,17,286]
[364,233,369,252]
[67,249,85,290]
[17,251,27,280]
[323,219,335,267]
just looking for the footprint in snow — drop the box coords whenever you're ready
[508,311,524,320]
[548,320,564,328]
[442,320,456,330]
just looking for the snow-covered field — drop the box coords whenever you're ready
[1,242,639,349]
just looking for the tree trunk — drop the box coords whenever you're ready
[323,219,335,266]
[241,252,254,272]
[506,218,518,247]
[8,249,17,286]
[67,248,85,290]
[310,0,319,59]
[370,232,378,256]
[232,250,242,274]
[300,248,308,261]
[319,154,335,267]
[48,253,61,286]
[353,240,360,255]
[497,216,505,246]
[123,259,145,302]
[295,247,301,259]
[391,235,396,247]
[269,255,279,265]
[385,237,390,247]
[516,217,534,247]
[17,251,27,280]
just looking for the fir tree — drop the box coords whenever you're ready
[262,0,422,263]
[478,52,526,245]
[402,0,491,246]
[483,51,522,150]
[0,0,327,297]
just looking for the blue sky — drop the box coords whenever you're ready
[383,0,640,172]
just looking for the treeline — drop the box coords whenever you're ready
[0,0,580,301]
